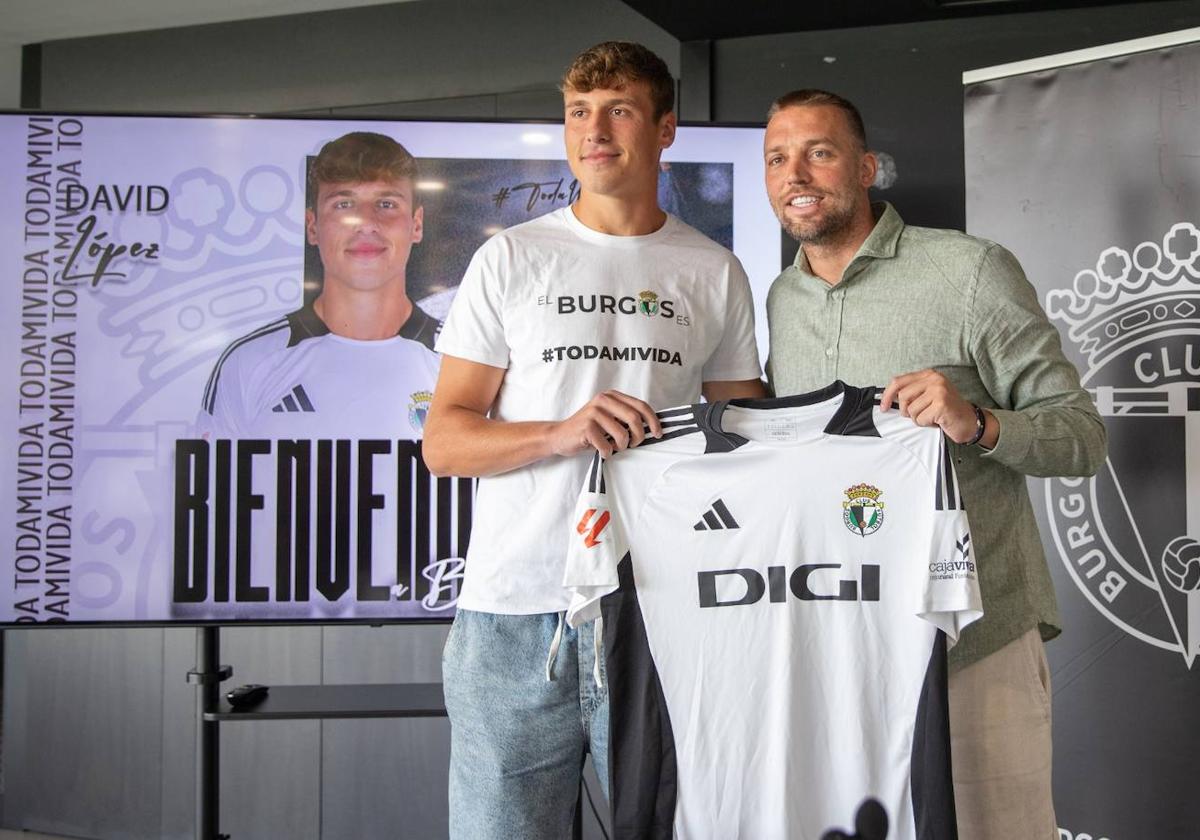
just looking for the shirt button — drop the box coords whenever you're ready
[825,347,834,357]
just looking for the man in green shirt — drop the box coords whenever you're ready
[763,89,1107,839]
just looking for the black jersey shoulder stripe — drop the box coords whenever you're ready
[638,406,702,448]
[639,425,702,448]
[935,438,964,511]
[399,305,443,353]
[587,451,606,494]
[201,316,291,414]
[633,417,695,441]
[935,442,945,510]
[654,407,698,433]
[947,438,962,510]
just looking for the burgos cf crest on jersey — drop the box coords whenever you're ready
[843,482,885,536]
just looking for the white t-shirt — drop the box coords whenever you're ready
[565,383,982,840]
[436,207,761,614]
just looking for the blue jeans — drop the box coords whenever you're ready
[443,609,610,840]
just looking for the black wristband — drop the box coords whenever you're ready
[966,404,987,446]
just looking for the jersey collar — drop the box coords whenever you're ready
[701,380,882,451]
[286,302,441,351]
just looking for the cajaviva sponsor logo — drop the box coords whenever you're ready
[929,534,975,580]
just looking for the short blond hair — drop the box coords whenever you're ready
[561,41,675,119]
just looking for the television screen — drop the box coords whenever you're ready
[0,113,774,626]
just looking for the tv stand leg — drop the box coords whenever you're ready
[187,626,232,840]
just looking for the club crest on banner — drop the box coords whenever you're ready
[1044,221,1200,670]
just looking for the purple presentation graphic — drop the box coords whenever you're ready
[0,113,773,625]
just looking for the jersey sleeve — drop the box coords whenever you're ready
[918,438,983,643]
[700,256,762,383]
[563,452,630,627]
[434,237,511,369]
[195,349,249,439]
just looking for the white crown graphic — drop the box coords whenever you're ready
[1045,221,1200,366]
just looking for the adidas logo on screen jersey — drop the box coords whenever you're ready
[271,384,315,414]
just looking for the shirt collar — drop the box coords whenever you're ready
[791,201,904,274]
[286,300,439,349]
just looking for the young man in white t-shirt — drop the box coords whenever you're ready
[423,42,765,840]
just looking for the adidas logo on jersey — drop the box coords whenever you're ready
[271,384,315,414]
[694,499,739,531]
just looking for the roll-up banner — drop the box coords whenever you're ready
[0,115,774,626]
[965,28,1200,840]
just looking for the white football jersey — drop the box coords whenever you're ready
[565,382,982,840]
[198,304,441,440]
[182,304,457,620]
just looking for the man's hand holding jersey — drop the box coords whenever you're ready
[551,378,764,458]
[423,356,664,476]
[549,390,663,459]
[425,357,765,476]
[879,368,999,449]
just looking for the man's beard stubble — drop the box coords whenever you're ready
[776,195,860,247]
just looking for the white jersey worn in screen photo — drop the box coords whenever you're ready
[182,304,448,620]
[198,304,441,440]
[565,381,982,840]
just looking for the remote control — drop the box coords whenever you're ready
[226,684,270,708]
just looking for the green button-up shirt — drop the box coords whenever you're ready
[767,202,1107,668]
